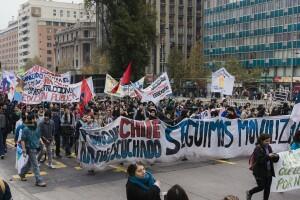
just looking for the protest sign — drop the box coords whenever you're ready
[104,74,144,97]
[211,67,235,95]
[1,71,17,101]
[271,149,300,192]
[22,77,94,104]
[135,73,172,104]
[78,115,298,169]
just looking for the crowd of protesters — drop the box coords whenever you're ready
[0,93,294,160]
[0,91,296,192]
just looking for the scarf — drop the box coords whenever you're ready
[128,171,156,191]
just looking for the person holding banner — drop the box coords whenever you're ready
[126,163,161,200]
[246,134,279,200]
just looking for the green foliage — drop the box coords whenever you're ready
[85,0,156,81]
[23,56,43,71]
[167,48,185,90]
[186,42,210,79]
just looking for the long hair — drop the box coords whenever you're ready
[166,184,189,200]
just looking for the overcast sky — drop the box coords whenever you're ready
[0,0,83,30]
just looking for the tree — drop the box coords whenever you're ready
[23,56,44,71]
[167,48,185,91]
[185,42,210,79]
[85,0,156,81]
[81,48,110,74]
[222,57,262,83]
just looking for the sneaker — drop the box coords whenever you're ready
[246,191,251,200]
[35,181,47,187]
[48,164,55,169]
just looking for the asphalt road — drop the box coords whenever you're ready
[0,139,300,200]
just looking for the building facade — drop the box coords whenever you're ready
[55,22,96,72]
[203,0,300,89]
[18,0,95,70]
[147,0,202,75]
[0,20,19,71]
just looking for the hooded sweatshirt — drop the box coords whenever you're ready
[21,124,41,150]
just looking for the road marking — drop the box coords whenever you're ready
[74,166,82,170]
[45,160,67,169]
[12,171,47,181]
[108,165,127,173]
[215,159,236,165]
[60,148,77,158]
[6,139,15,147]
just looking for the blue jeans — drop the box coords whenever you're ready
[0,128,4,156]
[20,149,43,183]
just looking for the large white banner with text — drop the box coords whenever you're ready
[78,115,298,169]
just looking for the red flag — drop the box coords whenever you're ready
[111,62,132,93]
[79,79,93,115]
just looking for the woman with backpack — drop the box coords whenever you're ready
[246,134,279,200]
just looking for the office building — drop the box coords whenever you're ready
[203,0,300,88]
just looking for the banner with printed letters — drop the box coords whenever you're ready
[78,115,298,169]
[134,73,172,104]
[271,149,300,192]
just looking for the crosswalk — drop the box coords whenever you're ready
[5,138,236,182]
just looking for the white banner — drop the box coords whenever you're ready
[22,65,70,90]
[78,115,298,169]
[104,74,144,97]
[22,77,94,104]
[136,73,172,104]
[1,71,17,101]
[271,149,300,192]
[211,67,235,95]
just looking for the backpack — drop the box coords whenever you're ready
[249,150,256,171]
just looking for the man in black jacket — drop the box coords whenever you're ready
[38,110,55,168]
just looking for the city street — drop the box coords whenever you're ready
[0,139,299,200]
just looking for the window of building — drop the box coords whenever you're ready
[76,45,78,52]
[80,12,83,18]
[60,10,63,17]
[47,64,52,68]
[53,9,56,16]
[47,43,52,47]
[67,11,70,17]
[76,59,78,67]
[47,36,52,40]
[73,11,77,18]
[84,30,89,38]
[47,50,51,54]
[47,57,52,62]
